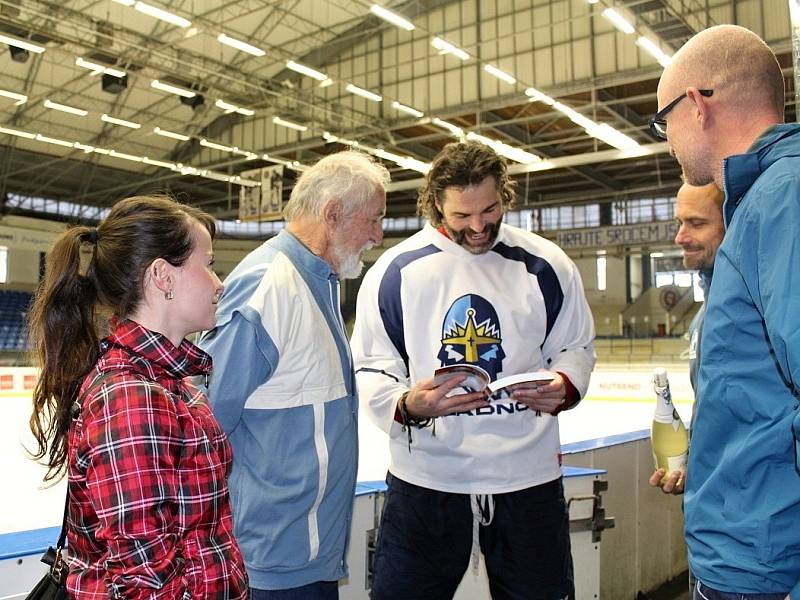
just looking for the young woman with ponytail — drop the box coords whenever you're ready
[28,195,248,598]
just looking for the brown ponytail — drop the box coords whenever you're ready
[28,226,100,482]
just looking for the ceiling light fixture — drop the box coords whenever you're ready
[272,116,308,132]
[109,149,143,162]
[285,60,329,81]
[35,134,74,148]
[391,100,424,118]
[217,33,266,57]
[602,8,636,34]
[484,64,516,85]
[0,89,27,105]
[0,126,35,139]
[101,113,141,129]
[153,126,190,141]
[319,78,334,88]
[369,4,415,31]
[466,132,541,164]
[585,123,641,150]
[75,57,126,78]
[200,138,234,152]
[43,99,88,117]
[142,157,176,169]
[0,33,45,53]
[431,117,464,137]
[151,79,196,98]
[134,2,191,28]
[431,37,469,61]
[525,87,556,105]
[111,0,135,5]
[345,83,382,102]
[635,37,673,67]
[215,99,255,116]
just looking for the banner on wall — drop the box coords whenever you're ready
[555,221,678,250]
[238,165,284,222]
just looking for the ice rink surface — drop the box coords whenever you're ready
[3,363,693,535]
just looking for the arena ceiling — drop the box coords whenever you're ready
[0,0,795,225]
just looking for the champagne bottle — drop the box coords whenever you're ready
[651,367,688,484]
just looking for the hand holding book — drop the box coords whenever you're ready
[432,364,555,400]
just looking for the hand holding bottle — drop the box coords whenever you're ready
[650,367,689,488]
[649,466,686,494]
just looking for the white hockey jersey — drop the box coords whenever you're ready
[351,223,596,494]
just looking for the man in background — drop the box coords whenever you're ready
[649,181,724,494]
[200,151,389,599]
[653,24,800,599]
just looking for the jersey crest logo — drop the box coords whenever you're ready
[437,294,505,380]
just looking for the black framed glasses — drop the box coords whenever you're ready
[649,89,713,140]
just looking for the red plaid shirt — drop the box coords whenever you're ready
[66,318,248,599]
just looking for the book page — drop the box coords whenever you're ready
[432,364,490,393]
[487,371,555,398]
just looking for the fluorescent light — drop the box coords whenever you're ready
[466,132,541,164]
[272,116,308,132]
[374,148,405,163]
[0,33,45,53]
[484,64,516,85]
[397,157,430,174]
[101,114,141,129]
[217,33,266,57]
[602,8,635,34]
[345,83,382,102]
[134,2,191,28]
[35,134,73,148]
[75,57,126,78]
[73,142,94,153]
[322,131,338,143]
[525,87,556,106]
[585,123,641,150]
[391,100,424,118]
[214,99,255,116]
[0,126,35,139]
[636,37,673,68]
[552,102,596,130]
[285,60,329,81]
[0,89,27,105]
[432,117,464,137]
[91,147,110,155]
[109,149,143,162]
[154,126,190,141]
[111,0,135,5]
[43,99,88,117]
[431,37,469,61]
[200,138,234,152]
[369,4,415,31]
[319,78,334,88]
[142,157,176,169]
[151,79,195,98]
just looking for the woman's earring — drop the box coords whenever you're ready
[165,289,174,301]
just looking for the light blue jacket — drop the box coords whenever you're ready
[687,124,800,598]
[199,230,358,591]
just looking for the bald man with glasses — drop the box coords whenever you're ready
[653,25,800,600]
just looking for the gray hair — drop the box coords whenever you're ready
[283,151,391,222]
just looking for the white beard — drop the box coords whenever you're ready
[334,242,373,279]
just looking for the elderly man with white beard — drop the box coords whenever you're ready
[199,151,389,599]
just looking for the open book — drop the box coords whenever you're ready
[433,364,554,399]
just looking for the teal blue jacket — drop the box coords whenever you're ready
[687,124,800,598]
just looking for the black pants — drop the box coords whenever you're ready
[370,474,574,600]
